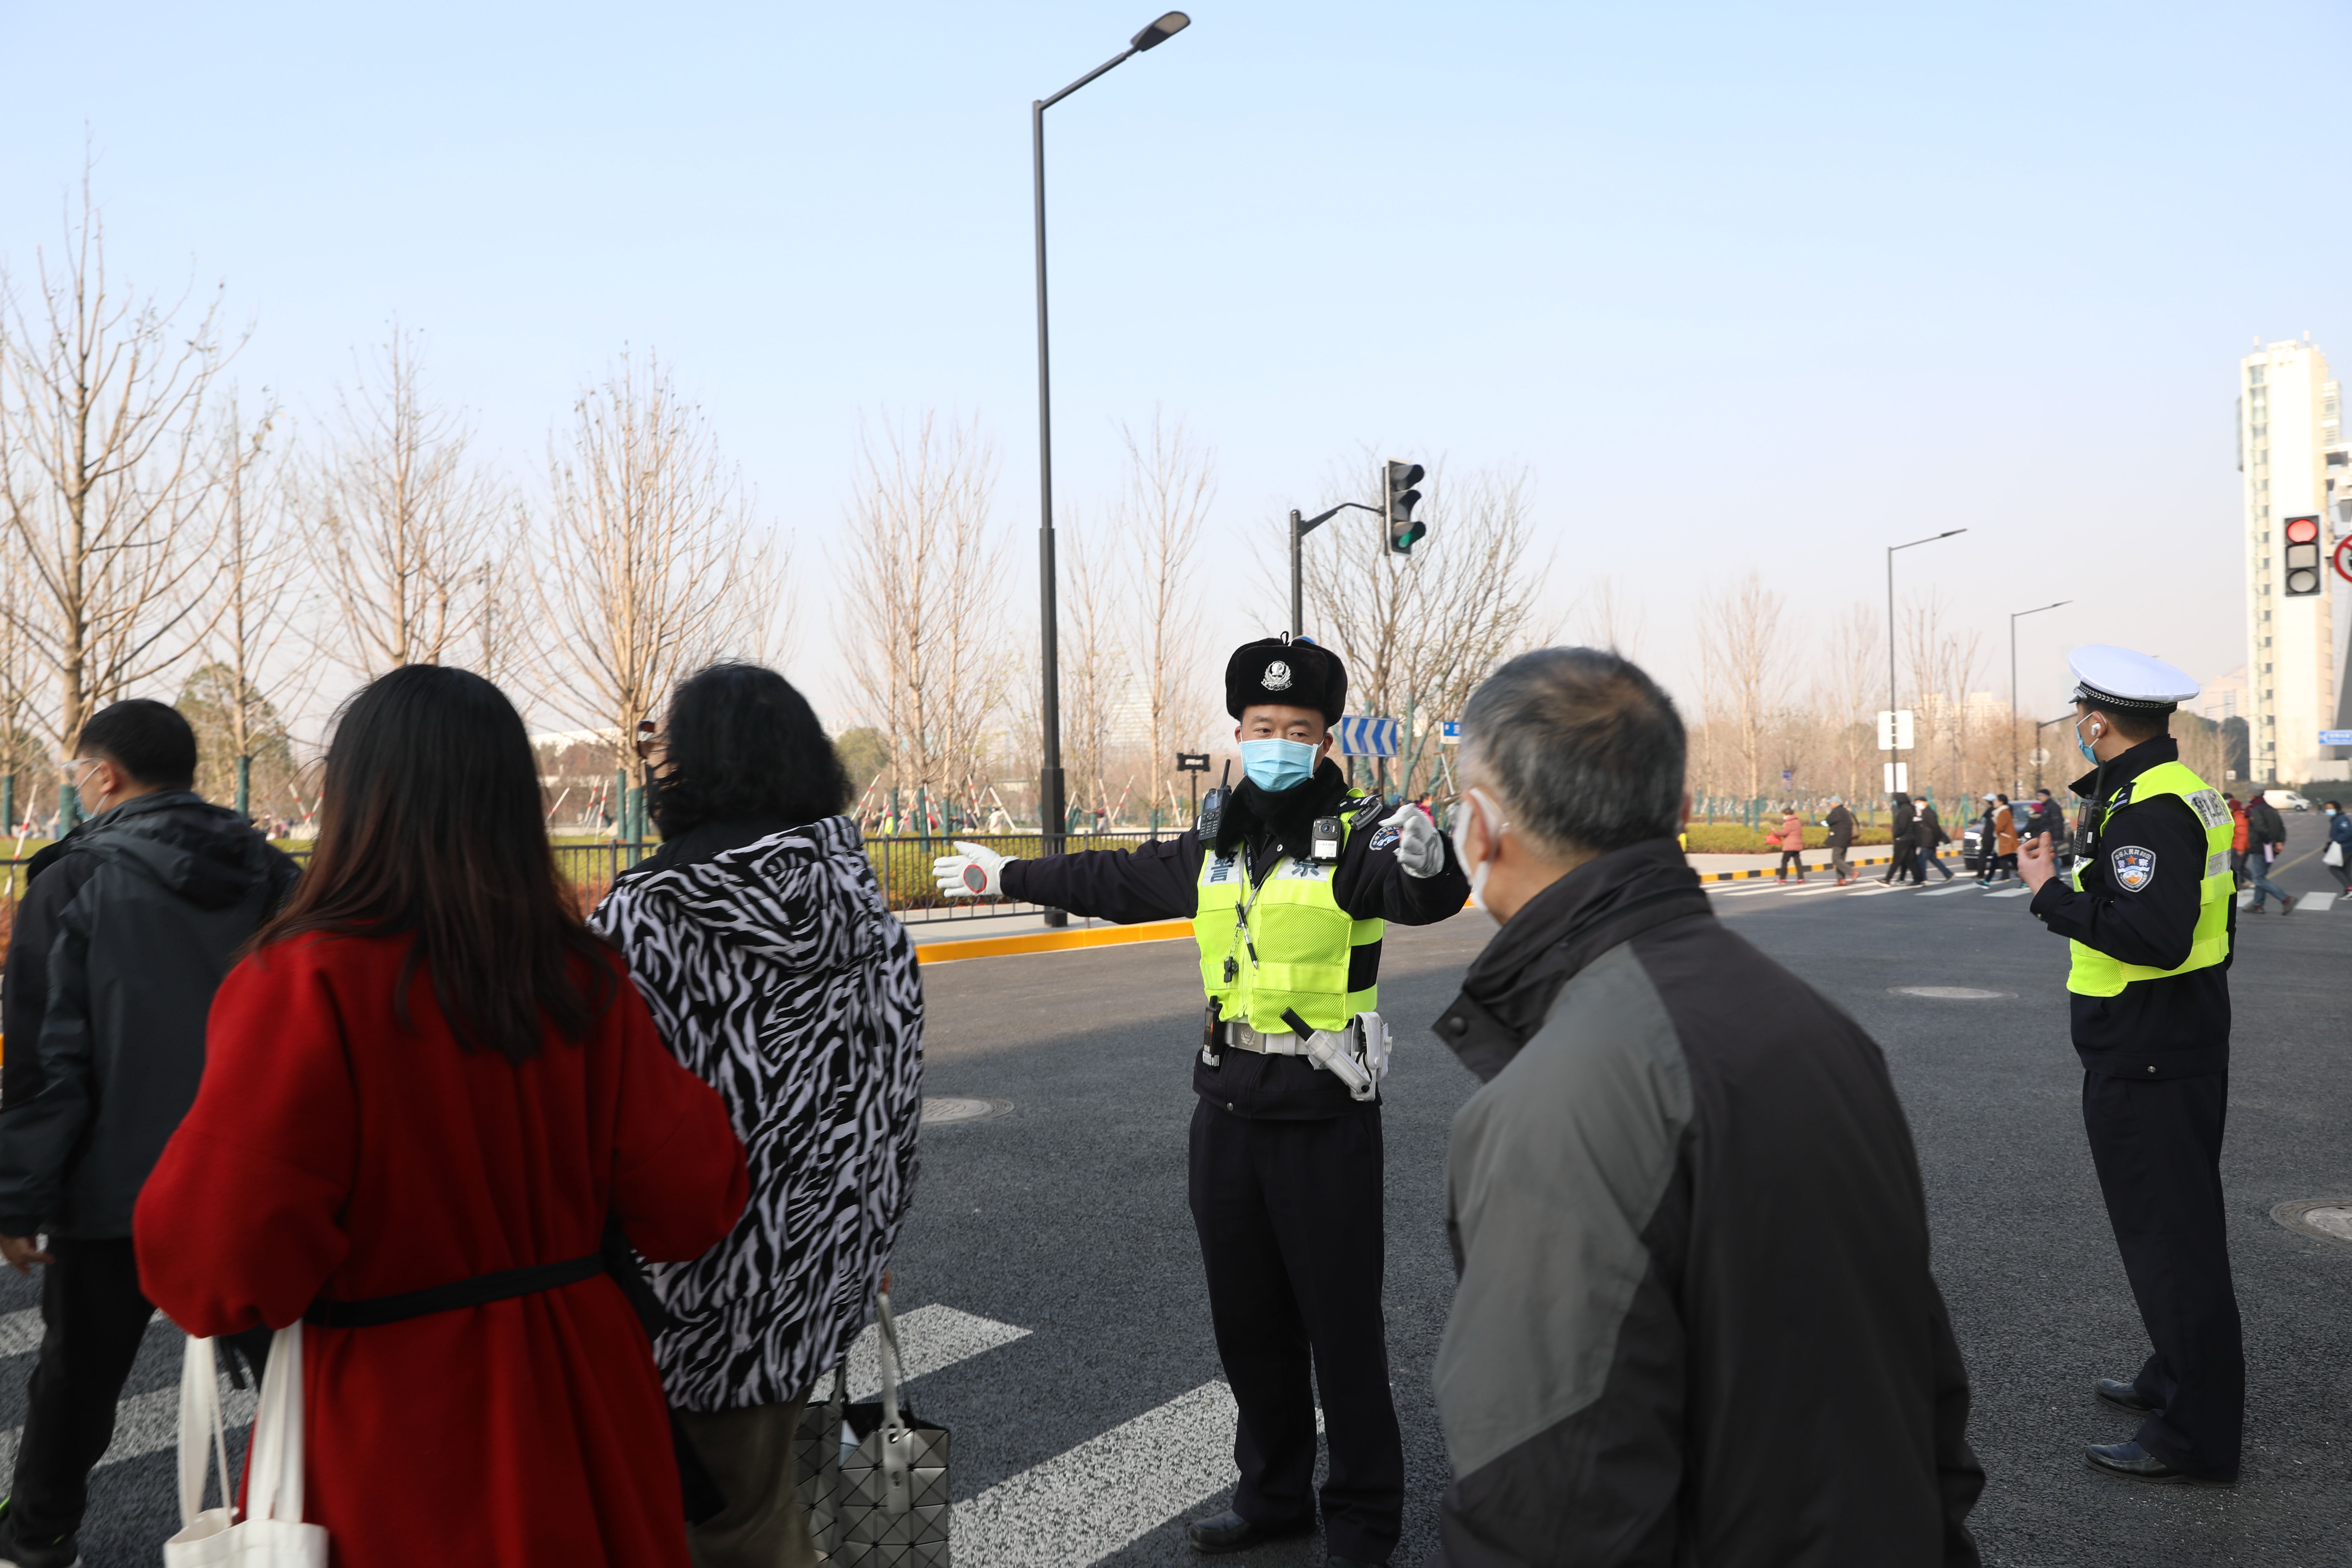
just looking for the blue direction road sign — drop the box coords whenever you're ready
[1337,716,1401,757]
[1440,721,1461,744]
[2321,730,2352,746]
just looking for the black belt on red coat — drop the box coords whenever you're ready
[304,1253,606,1328]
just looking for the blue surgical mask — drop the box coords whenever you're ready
[2074,715,2101,764]
[1240,737,1319,792]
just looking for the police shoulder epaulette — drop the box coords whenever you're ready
[1348,793,1387,822]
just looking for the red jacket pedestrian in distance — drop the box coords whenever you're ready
[134,665,750,1568]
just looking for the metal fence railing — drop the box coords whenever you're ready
[0,829,1179,958]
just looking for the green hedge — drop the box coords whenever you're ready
[1682,824,1895,854]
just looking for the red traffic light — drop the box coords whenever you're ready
[2287,515,2320,545]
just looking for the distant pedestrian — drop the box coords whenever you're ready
[134,665,751,1568]
[1432,646,1983,1563]
[1883,793,1918,884]
[2325,802,2352,893]
[2243,792,2295,914]
[1773,806,1807,882]
[1413,792,1435,822]
[1825,796,1858,884]
[592,663,924,1568]
[1975,794,2017,885]
[0,701,298,1568]
[1917,802,1955,883]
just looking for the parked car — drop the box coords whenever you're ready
[2264,789,2313,812]
[1961,822,1985,872]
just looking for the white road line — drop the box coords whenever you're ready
[1916,883,1979,897]
[0,1376,257,1483]
[1986,887,2033,899]
[954,1380,1241,1568]
[1722,886,1787,898]
[2300,892,2337,913]
[1785,884,1849,896]
[846,1304,1030,1401]
[0,1307,43,1359]
[1845,885,1907,895]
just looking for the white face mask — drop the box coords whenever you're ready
[1452,787,1508,918]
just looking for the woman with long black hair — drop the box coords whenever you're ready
[135,665,749,1568]
[592,662,923,1568]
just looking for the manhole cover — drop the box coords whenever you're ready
[923,1096,1011,1126]
[2272,1198,2352,1245]
[1889,986,2014,1000]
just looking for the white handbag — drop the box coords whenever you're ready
[2326,840,2344,868]
[163,1324,330,1567]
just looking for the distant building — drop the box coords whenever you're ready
[2239,339,2348,782]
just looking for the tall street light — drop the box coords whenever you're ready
[2010,600,2070,793]
[1031,10,1190,916]
[1885,530,1966,791]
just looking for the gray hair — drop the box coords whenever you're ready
[1458,646,1685,858]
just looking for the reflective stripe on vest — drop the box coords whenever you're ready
[2066,760,2233,998]
[1192,805,1384,1033]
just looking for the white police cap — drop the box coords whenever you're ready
[2068,644,2199,712]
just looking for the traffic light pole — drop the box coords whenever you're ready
[1288,500,1380,639]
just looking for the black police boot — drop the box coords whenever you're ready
[2094,1377,2156,1414]
[1187,1509,1315,1555]
[0,1499,81,1568]
[2085,1440,2235,1483]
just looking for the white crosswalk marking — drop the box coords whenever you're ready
[1917,883,1978,897]
[1723,886,1786,897]
[953,1381,1241,1568]
[845,1304,1030,1401]
[2300,892,2337,913]
[1785,884,1849,896]
[0,1307,43,1358]
[0,1375,257,1482]
[1986,887,2033,899]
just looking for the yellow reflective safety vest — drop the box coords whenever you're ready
[1193,802,1384,1033]
[2066,760,2234,998]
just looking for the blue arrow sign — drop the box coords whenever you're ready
[1336,716,1400,757]
[2321,729,2352,746]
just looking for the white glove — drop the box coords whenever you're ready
[932,840,1010,898]
[1382,804,1445,878]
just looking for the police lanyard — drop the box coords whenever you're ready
[1221,852,1286,985]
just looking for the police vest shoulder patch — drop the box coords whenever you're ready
[1368,824,1401,851]
[2187,788,2229,830]
[2110,845,2156,892]
[1206,855,1237,884]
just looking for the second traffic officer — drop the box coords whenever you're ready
[934,635,1469,1568]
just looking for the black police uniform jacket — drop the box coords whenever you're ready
[2029,735,2232,1077]
[999,760,1469,1119]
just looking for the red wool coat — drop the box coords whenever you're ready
[134,932,750,1568]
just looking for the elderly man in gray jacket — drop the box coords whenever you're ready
[1426,649,1982,1567]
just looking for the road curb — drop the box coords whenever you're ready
[1697,852,1896,882]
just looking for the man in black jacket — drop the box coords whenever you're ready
[0,701,296,1565]
[1824,795,1858,884]
[933,637,1469,1567]
[1883,792,1918,883]
[2242,792,2294,914]
[1430,648,1981,1567]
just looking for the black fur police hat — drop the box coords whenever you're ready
[1225,637,1348,724]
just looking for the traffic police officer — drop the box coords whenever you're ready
[934,636,1469,1566]
[2016,644,2243,1483]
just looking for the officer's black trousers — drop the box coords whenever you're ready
[1188,1101,1402,1562]
[2082,1069,2244,1475]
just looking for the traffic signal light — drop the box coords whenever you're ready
[2283,514,2323,596]
[1384,460,1425,555]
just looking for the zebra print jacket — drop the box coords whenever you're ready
[590,814,923,1412]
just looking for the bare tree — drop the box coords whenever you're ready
[1816,601,1881,803]
[0,178,229,771]
[533,353,772,777]
[1302,460,1551,797]
[1059,514,1126,827]
[308,329,501,678]
[1697,572,1794,804]
[1114,411,1214,819]
[834,413,1007,827]
[1572,575,1645,658]
[185,395,309,812]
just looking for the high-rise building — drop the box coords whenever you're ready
[2238,338,2348,783]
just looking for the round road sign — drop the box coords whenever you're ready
[2333,537,2352,584]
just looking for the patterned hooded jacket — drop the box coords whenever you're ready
[591,815,923,1412]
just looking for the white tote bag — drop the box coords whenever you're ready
[163,1324,330,1567]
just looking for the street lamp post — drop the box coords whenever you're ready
[2009,600,2070,793]
[1885,530,1966,792]
[1031,13,1189,926]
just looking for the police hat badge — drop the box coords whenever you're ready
[1261,660,1293,692]
[2110,845,2156,893]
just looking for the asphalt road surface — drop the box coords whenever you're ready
[20,810,2352,1564]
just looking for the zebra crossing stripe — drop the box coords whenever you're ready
[844,1304,1030,1400]
[953,1380,1241,1568]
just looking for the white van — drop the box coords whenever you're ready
[2263,789,2312,813]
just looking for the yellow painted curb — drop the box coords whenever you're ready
[913,918,1194,966]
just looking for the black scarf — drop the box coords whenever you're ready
[1212,759,1351,865]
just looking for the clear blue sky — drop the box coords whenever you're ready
[5,0,2347,729]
